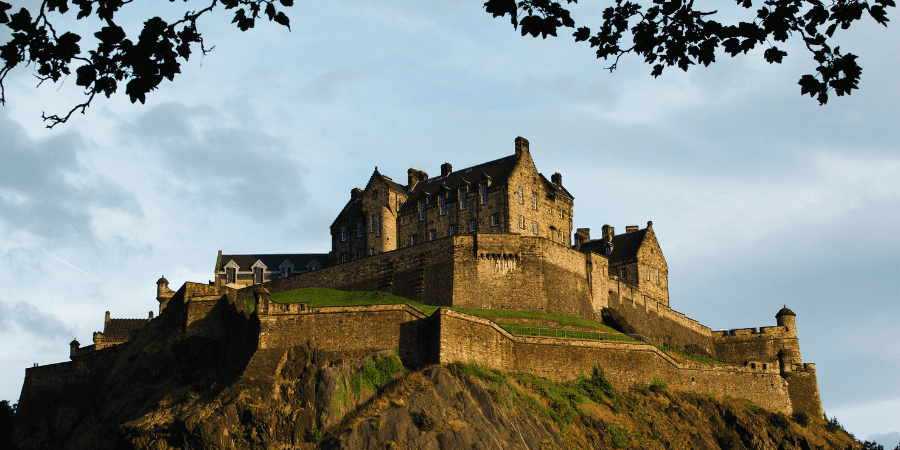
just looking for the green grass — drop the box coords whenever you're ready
[498,322,635,342]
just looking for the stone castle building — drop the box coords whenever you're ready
[18,136,823,428]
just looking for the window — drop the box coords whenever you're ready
[439,194,447,215]
[491,213,499,227]
[646,265,650,281]
[253,267,263,284]
[341,253,347,263]
[341,225,347,242]
[480,183,488,204]
[560,209,564,219]
[411,235,419,245]
[532,193,537,210]
[459,187,467,210]
[620,268,627,279]
[281,267,291,278]
[519,215,525,229]
[430,230,436,241]
[656,269,659,284]
[358,248,365,259]
[532,220,538,234]
[605,245,612,256]
[370,247,375,256]
[518,187,523,204]
[226,267,236,284]
[356,220,362,237]
[370,215,375,233]
[468,219,476,232]
[419,200,426,221]
[377,213,382,237]
[373,189,378,199]
[449,224,457,235]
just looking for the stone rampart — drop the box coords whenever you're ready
[434,308,811,415]
[712,326,802,365]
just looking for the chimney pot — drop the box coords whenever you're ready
[350,188,363,200]
[602,224,615,242]
[551,172,562,186]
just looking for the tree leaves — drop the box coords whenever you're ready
[485,0,894,104]
[0,0,294,127]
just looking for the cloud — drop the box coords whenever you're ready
[119,102,308,221]
[0,298,77,341]
[0,111,143,254]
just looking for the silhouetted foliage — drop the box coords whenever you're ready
[0,399,16,448]
[486,0,892,105]
[0,0,894,127]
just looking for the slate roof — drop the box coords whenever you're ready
[330,197,364,228]
[579,228,648,264]
[373,168,407,194]
[776,306,796,317]
[398,154,572,211]
[217,254,330,272]
[102,318,148,338]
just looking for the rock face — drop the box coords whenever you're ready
[12,309,858,450]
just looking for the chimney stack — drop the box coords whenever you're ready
[602,224,615,242]
[551,172,562,186]
[625,225,639,233]
[441,162,452,177]
[514,136,529,158]
[574,228,591,250]
[407,169,428,192]
[350,187,363,200]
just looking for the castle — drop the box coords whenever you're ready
[17,137,823,428]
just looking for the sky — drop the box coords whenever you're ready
[1,0,898,445]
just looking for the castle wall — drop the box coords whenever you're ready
[606,280,713,352]
[434,309,799,415]
[711,327,802,365]
[257,304,433,367]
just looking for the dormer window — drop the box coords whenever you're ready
[459,187,467,210]
[439,194,447,215]
[419,200,426,221]
[356,220,363,237]
[253,267,264,284]
[605,245,612,256]
[341,226,347,242]
[620,268,627,279]
[226,267,236,284]
[480,183,488,204]
[281,267,292,278]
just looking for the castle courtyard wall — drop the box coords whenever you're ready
[712,327,802,365]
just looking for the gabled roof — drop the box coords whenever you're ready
[217,254,330,272]
[538,173,574,200]
[579,228,648,264]
[400,154,520,211]
[371,167,407,194]
[102,318,147,339]
[330,197,364,228]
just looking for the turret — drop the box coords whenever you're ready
[156,276,175,314]
[777,346,793,377]
[776,306,796,335]
[255,285,271,315]
[69,339,80,360]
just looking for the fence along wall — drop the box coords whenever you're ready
[434,308,814,416]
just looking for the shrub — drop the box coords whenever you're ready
[824,415,844,433]
[770,412,790,429]
[791,411,810,427]
[606,424,630,448]
[862,441,885,450]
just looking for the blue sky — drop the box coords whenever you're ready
[1,0,898,445]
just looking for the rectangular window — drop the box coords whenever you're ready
[358,248,365,259]
[532,193,537,210]
[430,230,436,241]
[491,213,499,227]
[281,267,291,278]
[460,187,467,210]
[532,220,538,234]
[370,215,375,233]
[450,224,457,235]
[656,269,659,284]
[480,183,488,204]
[560,209,564,219]
[370,247,375,256]
[377,213,382,237]
[419,200,426,221]
[519,215,525,229]
[226,267,236,284]
[439,194,447,215]
[341,225,347,242]
[518,187,523,204]
[356,220,362,237]
[468,219,476,232]
[646,265,650,281]
[341,253,347,263]
[373,189,378,199]
[253,267,263,284]
[411,235,419,245]
[620,268,627,279]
